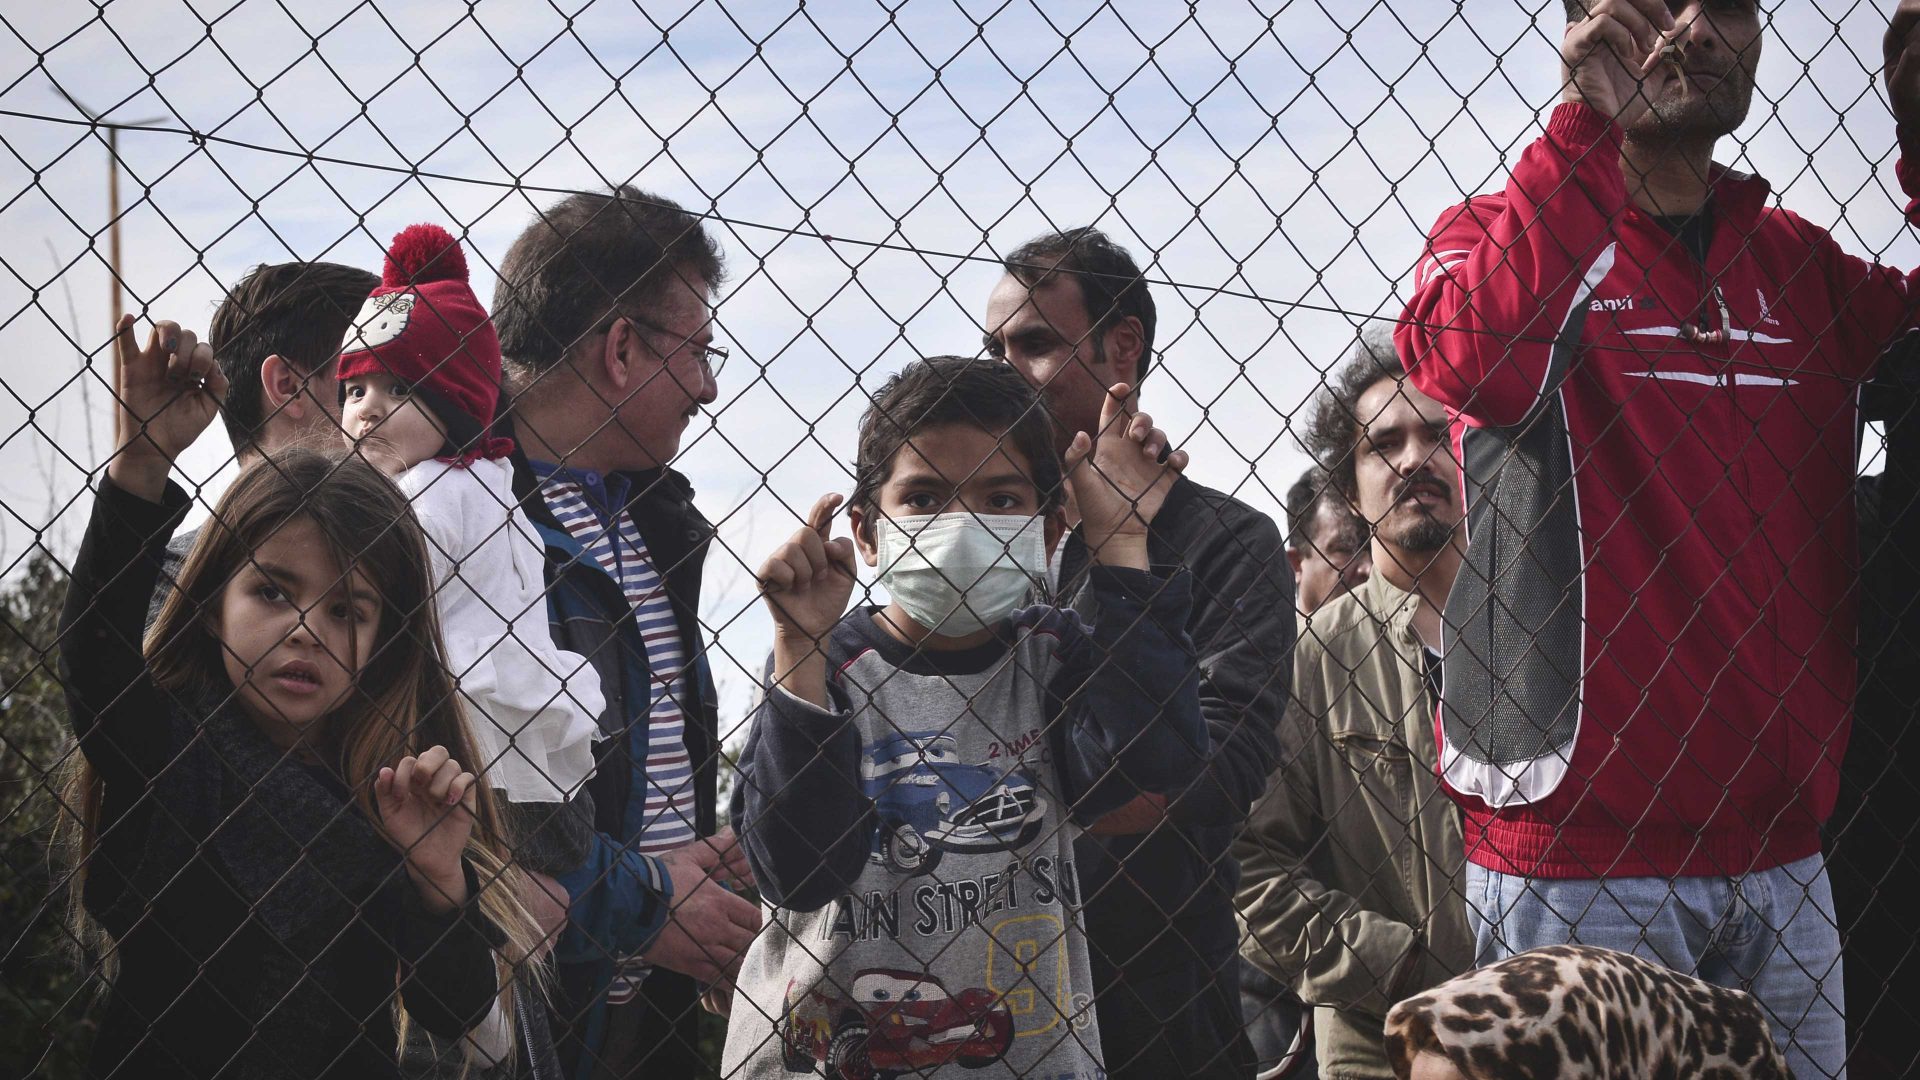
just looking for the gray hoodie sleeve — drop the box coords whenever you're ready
[732,666,874,912]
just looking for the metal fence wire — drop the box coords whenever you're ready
[2,1,1918,1078]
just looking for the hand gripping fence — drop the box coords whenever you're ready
[1,3,1917,1079]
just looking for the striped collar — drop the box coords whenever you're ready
[529,458,631,524]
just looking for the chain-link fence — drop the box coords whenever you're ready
[2,1,1918,1078]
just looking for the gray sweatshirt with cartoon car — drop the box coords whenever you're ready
[724,567,1205,1080]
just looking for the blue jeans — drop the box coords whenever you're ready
[1467,853,1847,1079]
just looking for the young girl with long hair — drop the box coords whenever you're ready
[60,316,541,1079]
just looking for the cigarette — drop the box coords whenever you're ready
[1661,43,1687,97]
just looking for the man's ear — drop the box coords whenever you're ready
[259,354,306,420]
[1101,315,1145,385]
[848,504,881,568]
[1287,547,1305,579]
[600,318,635,393]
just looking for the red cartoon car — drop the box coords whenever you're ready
[780,968,1014,1079]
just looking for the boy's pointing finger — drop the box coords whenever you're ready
[805,493,843,539]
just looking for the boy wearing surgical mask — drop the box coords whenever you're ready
[721,356,1208,1080]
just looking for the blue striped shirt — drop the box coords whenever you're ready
[532,462,699,857]
[535,462,701,1002]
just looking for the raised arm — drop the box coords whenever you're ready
[59,475,191,788]
[1156,505,1292,830]
[1396,105,1631,429]
[377,753,506,1037]
[1396,2,1694,425]
[1049,381,1206,821]
[60,318,224,788]
[731,675,874,911]
[731,492,873,910]
[393,864,506,1039]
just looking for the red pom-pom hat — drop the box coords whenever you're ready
[338,223,511,461]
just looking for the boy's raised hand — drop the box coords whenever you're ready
[1066,382,1189,568]
[761,493,857,709]
[759,493,857,645]
[106,315,228,502]
[375,745,477,914]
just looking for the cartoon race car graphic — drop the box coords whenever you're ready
[860,731,1047,875]
[781,968,1014,1079]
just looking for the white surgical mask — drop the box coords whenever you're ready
[875,513,1048,635]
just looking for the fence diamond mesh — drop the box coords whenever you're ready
[1,1,1917,1078]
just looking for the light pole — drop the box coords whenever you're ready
[53,87,164,384]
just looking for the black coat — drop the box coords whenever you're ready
[1834,339,1920,1077]
[61,478,501,1080]
[1057,476,1295,1080]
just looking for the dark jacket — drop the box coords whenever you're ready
[1057,476,1295,1080]
[161,502,592,1080]
[64,478,501,1080]
[503,429,720,1080]
[1831,339,1920,1076]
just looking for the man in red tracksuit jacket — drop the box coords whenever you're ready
[1397,2,1920,1075]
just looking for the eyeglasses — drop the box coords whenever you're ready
[601,314,729,378]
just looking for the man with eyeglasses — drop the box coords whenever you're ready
[491,185,759,1080]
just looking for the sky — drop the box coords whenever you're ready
[1,0,1914,725]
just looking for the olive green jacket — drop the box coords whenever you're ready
[1234,572,1473,1079]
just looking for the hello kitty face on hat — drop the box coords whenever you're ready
[343,292,416,352]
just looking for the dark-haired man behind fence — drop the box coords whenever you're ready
[1396,2,1920,1075]
[154,259,380,587]
[491,185,761,1080]
[1286,464,1372,619]
[1236,328,1473,1080]
[986,226,1294,1080]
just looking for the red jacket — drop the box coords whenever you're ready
[1398,102,1920,879]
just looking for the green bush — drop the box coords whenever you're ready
[0,550,94,1079]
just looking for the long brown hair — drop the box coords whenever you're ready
[63,447,543,1041]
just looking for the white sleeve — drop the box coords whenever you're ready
[396,462,471,594]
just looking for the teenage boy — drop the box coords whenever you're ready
[721,356,1207,1080]
[156,260,378,586]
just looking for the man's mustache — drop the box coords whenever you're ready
[1393,475,1451,504]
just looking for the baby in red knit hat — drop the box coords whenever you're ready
[340,224,601,814]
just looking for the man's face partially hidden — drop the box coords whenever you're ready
[985,273,1122,454]
[1294,499,1372,615]
[1351,377,1460,560]
[1632,0,1763,143]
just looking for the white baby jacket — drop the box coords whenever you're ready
[397,457,602,802]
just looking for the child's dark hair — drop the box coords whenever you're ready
[210,261,380,453]
[850,356,1064,538]
[145,447,455,751]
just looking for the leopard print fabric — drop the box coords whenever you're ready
[1383,944,1793,1079]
